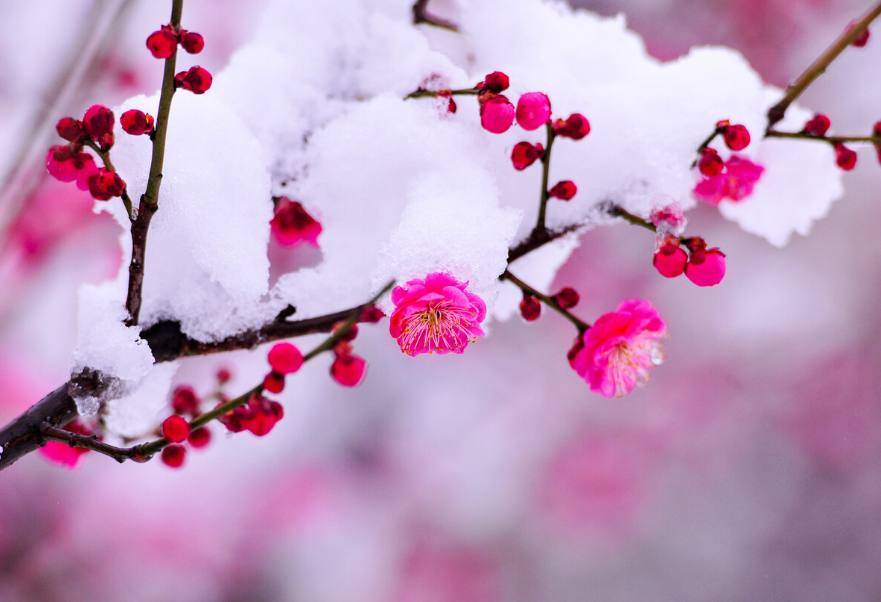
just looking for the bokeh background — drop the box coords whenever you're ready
[1,0,880,600]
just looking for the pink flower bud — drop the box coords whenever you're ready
[552,287,579,309]
[331,353,367,387]
[56,117,83,142]
[721,123,750,151]
[176,66,212,94]
[482,71,510,93]
[95,169,126,198]
[120,109,154,136]
[516,92,551,131]
[653,244,688,278]
[549,180,577,200]
[834,143,857,171]
[685,248,726,286]
[510,141,544,170]
[147,26,178,59]
[46,145,78,182]
[187,427,211,448]
[162,415,190,443]
[519,293,541,321]
[267,342,304,375]
[262,371,285,394]
[698,147,723,177]
[802,114,831,137]
[552,114,591,140]
[271,197,322,247]
[480,95,515,134]
[179,29,204,54]
[161,445,186,468]
[83,105,114,140]
[171,385,200,415]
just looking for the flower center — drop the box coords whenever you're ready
[399,300,478,355]
[607,339,665,397]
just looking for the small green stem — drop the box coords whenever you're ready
[766,129,881,145]
[83,139,134,222]
[75,281,396,464]
[501,269,589,333]
[534,121,556,233]
[404,88,480,100]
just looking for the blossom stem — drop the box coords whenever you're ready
[766,0,881,130]
[765,129,881,145]
[125,0,183,327]
[404,88,480,99]
[412,0,459,32]
[40,282,396,465]
[534,121,557,234]
[83,139,134,222]
[501,269,590,332]
[606,204,691,244]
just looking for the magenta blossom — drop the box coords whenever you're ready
[390,272,486,356]
[570,299,666,398]
[693,155,764,206]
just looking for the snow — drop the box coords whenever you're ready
[103,362,178,439]
[69,0,843,428]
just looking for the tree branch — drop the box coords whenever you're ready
[125,0,183,326]
[766,0,881,130]
[412,0,459,32]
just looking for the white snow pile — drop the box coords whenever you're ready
[72,0,842,429]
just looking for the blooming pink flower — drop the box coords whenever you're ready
[693,155,764,206]
[570,299,666,398]
[390,272,486,356]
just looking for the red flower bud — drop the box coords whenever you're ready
[262,371,285,394]
[162,415,190,443]
[176,66,212,94]
[519,293,541,321]
[56,117,83,142]
[685,248,726,286]
[120,109,154,136]
[698,147,723,177]
[187,427,212,448]
[510,141,544,170]
[481,71,509,94]
[331,353,367,387]
[161,444,186,468]
[552,287,579,309]
[802,114,831,137]
[549,180,577,200]
[147,25,178,59]
[171,385,201,415]
[267,342,304,375]
[552,114,591,140]
[721,123,750,151]
[653,244,688,278]
[834,142,857,170]
[179,30,204,54]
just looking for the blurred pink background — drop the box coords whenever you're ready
[2,0,881,600]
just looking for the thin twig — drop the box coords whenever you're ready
[766,129,881,145]
[404,88,479,100]
[45,282,396,465]
[412,0,459,32]
[766,0,881,130]
[501,269,590,332]
[533,121,557,236]
[125,0,184,326]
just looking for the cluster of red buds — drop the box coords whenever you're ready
[159,383,217,467]
[220,393,285,438]
[329,323,368,387]
[47,105,127,201]
[147,24,204,59]
[519,287,579,322]
[146,24,211,94]
[653,235,726,286]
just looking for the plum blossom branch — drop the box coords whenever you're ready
[766,0,881,130]
[412,0,459,32]
[125,0,184,327]
[533,121,557,236]
[606,204,692,244]
[501,269,590,332]
[404,88,479,99]
[36,282,395,465]
[765,129,881,145]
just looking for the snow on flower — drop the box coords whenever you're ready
[570,299,666,398]
[693,155,764,206]
[390,273,487,356]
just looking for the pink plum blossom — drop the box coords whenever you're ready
[270,197,322,247]
[389,272,486,356]
[570,299,666,398]
[693,155,764,206]
[479,96,515,134]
